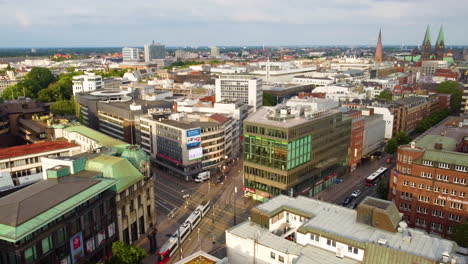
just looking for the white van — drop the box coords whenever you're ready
[194,171,210,183]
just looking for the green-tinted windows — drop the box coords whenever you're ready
[24,246,37,264]
[41,236,53,254]
[287,135,311,169]
[56,227,66,245]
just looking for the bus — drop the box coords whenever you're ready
[365,167,387,186]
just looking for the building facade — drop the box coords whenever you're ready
[122,47,140,62]
[0,141,81,190]
[144,42,166,62]
[0,161,118,264]
[72,72,103,96]
[243,105,351,201]
[215,75,263,111]
[388,117,468,239]
[343,110,364,170]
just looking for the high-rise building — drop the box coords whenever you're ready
[374,29,383,63]
[211,46,220,58]
[226,195,465,264]
[144,41,166,62]
[72,72,103,95]
[242,104,351,201]
[434,25,446,61]
[421,25,432,61]
[122,47,140,61]
[215,75,263,111]
[388,116,468,239]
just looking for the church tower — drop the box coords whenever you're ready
[434,25,445,60]
[421,25,432,61]
[374,29,383,63]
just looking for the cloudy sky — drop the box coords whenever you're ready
[1,0,467,47]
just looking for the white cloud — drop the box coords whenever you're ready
[15,11,31,28]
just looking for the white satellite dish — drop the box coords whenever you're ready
[399,221,408,229]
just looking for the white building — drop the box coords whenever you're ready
[144,42,166,61]
[361,109,386,156]
[122,47,140,61]
[226,195,464,264]
[367,106,394,139]
[285,96,339,112]
[215,75,263,110]
[421,60,448,76]
[292,75,334,86]
[72,72,103,95]
[312,85,367,101]
[211,46,220,58]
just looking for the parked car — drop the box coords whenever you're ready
[342,196,353,206]
[351,189,362,198]
[350,202,359,209]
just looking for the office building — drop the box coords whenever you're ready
[422,61,449,76]
[361,109,386,157]
[51,123,127,152]
[388,116,468,238]
[41,144,155,245]
[343,110,364,170]
[141,112,239,180]
[0,141,81,190]
[215,75,263,111]
[226,195,464,264]
[122,47,140,62]
[75,90,173,144]
[144,41,166,62]
[211,46,220,58]
[243,104,351,201]
[0,159,118,264]
[72,72,103,95]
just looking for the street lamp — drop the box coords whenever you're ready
[233,187,238,225]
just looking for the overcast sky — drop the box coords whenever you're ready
[1,0,467,47]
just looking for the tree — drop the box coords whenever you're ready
[263,93,277,106]
[452,223,468,247]
[375,90,393,101]
[1,67,55,100]
[105,241,146,264]
[436,80,463,112]
[50,100,75,116]
[395,131,411,145]
[376,178,389,200]
[384,138,399,154]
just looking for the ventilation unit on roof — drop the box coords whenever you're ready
[377,238,388,246]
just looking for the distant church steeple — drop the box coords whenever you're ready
[374,29,383,63]
[434,25,445,60]
[421,25,432,61]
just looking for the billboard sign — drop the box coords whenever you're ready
[70,232,84,264]
[186,128,201,148]
[188,147,203,160]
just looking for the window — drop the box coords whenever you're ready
[270,252,276,260]
[453,177,459,184]
[434,186,440,192]
[460,192,466,198]
[437,174,443,180]
[24,246,37,264]
[461,179,466,185]
[451,190,457,196]
[418,184,424,189]
[41,236,53,254]
[410,182,416,188]
[403,180,408,186]
[426,185,432,191]
[56,227,66,245]
[439,163,449,169]
[444,175,449,182]
[278,255,284,263]
[442,188,448,194]
[327,239,336,247]
[310,234,319,242]
[423,160,433,166]
[455,165,467,172]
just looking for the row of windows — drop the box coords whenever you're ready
[402,181,466,197]
[422,159,468,172]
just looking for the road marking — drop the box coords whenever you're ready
[155,200,173,212]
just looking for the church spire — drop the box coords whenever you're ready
[374,29,383,63]
[421,25,432,61]
[434,25,445,60]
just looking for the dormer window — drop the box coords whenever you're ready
[422,160,433,166]
[438,163,449,169]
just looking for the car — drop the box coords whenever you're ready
[342,196,353,206]
[350,202,359,209]
[351,189,362,198]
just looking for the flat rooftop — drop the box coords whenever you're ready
[60,123,127,147]
[245,106,338,129]
[0,141,79,160]
[253,195,457,261]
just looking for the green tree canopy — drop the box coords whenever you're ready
[263,93,277,106]
[1,67,55,100]
[395,131,411,145]
[375,90,393,101]
[50,100,75,116]
[105,241,146,264]
[452,222,468,247]
[384,138,399,154]
[385,131,411,154]
[436,80,462,112]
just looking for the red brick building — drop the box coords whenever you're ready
[388,117,468,238]
[343,110,364,170]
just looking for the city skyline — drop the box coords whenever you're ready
[0,0,467,47]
